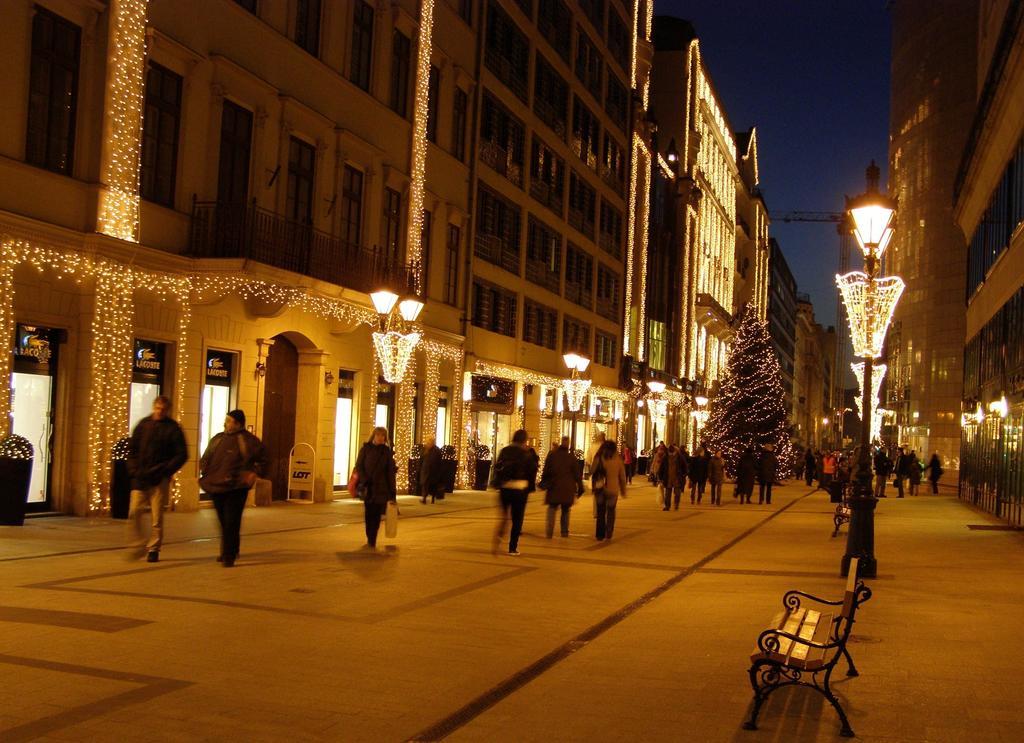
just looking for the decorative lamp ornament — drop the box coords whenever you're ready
[370,290,399,315]
[372,330,420,384]
[562,378,591,413]
[836,272,905,357]
[647,380,666,394]
[398,297,425,322]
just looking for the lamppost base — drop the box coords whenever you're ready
[841,495,877,579]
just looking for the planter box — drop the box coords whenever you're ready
[0,458,33,526]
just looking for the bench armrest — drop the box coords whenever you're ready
[782,590,842,612]
[756,628,840,657]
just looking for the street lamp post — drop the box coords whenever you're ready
[562,352,591,455]
[836,162,903,579]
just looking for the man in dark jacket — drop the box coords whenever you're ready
[757,444,778,505]
[419,435,443,504]
[126,396,188,562]
[873,448,892,497]
[491,429,538,555]
[736,448,757,503]
[894,446,912,498]
[199,410,267,566]
[804,449,816,486]
[541,436,582,538]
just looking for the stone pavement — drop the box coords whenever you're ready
[1,482,1022,742]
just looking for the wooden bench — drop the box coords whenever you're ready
[743,558,872,738]
[832,496,851,537]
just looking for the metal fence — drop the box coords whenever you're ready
[959,405,1024,526]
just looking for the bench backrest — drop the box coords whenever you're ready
[841,557,860,618]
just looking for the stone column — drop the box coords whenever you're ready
[296,349,330,501]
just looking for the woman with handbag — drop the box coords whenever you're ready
[592,440,627,541]
[199,410,266,567]
[353,427,397,548]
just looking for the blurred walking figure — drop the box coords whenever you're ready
[925,452,944,493]
[804,449,816,486]
[592,440,627,540]
[586,432,606,479]
[908,450,921,495]
[541,436,582,538]
[688,446,709,504]
[650,442,667,488]
[622,444,636,484]
[199,410,266,567]
[894,446,912,498]
[708,450,725,506]
[821,451,836,490]
[736,447,757,504]
[491,430,538,555]
[757,444,777,505]
[126,395,188,562]
[873,447,892,497]
[419,435,443,504]
[667,445,688,510]
[353,427,397,548]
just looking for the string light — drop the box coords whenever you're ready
[96,0,149,242]
[562,378,591,413]
[472,360,628,401]
[637,141,651,362]
[405,0,435,294]
[372,331,420,384]
[836,272,905,357]
[623,134,640,355]
[851,362,887,442]
[0,252,15,435]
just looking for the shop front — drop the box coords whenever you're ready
[197,348,237,501]
[129,339,166,428]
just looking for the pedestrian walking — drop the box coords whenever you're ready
[873,447,892,498]
[198,410,266,567]
[649,442,667,488]
[491,429,538,555]
[925,452,943,493]
[908,450,921,495]
[352,427,397,549]
[419,435,443,504]
[670,446,689,509]
[540,436,582,538]
[821,451,836,490]
[592,440,627,540]
[736,447,757,503]
[708,449,725,506]
[804,449,816,487]
[586,432,605,480]
[126,395,188,562]
[894,446,911,498]
[688,446,709,504]
[622,444,636,484]
[655,444,671,509]
[757,444,777,505]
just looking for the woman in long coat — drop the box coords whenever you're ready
[708,450,726,506]
[541,436,583,538]
[354,426,397,548]
[736,447,757,504]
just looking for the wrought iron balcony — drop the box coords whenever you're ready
[189,200,416,295]
[529,178,564,215]
[480,140,523,187]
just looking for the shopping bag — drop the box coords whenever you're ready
[385,501,398,538]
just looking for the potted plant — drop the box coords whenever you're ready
[110,437,131,519]
[0,434,34,526]
[473,444,491,490]
[407,443,423,497]
[440,445,457,494]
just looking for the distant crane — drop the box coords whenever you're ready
[774,210,857,407]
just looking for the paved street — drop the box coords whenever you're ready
[1,482,1022,742]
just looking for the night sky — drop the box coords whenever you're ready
[656,0,892,327]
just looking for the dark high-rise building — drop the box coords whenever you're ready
[768,239,797,419]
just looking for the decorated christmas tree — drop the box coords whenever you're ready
[702,307,793,477]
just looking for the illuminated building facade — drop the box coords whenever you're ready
[734,129,770,323]
[886,0,978,471]
[955,0,1024,525]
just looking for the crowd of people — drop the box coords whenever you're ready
[797,444,944,497]
[635,441,780,507]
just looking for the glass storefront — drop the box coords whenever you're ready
[129,339,166,428]
[11,324,61,510]
[376,377,395,443]
[199,349,236,499]
[436,385,449,445]
[333,370,355,489]
[960,406,1024,527]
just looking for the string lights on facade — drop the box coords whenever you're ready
[96,0,149,242]
[852,362,887,442]
[405,0,435,294]
[836,272,906,358]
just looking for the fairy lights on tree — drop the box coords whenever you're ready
[703,307,793,476]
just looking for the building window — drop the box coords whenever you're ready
[480,92,525,186]
[293,0,321,56]
[445,224,460,306]
[563,314,591,354]
[601,133,625,193]
[235,0,257,11]
[568,172,596,239]
[485,1,530,102]
[426,66,440,143]
[475,184,521,275]
[648,320,666,372]
[472,280,518,337]
[574,27,602,101]
[596,263,620,321]
[140,63,182,207]
[579,0,604,34]
[524,299,558,349]
[216,101,253,205]
[382,187,403,262]
[537,0,571,63]
[390,30,412,117]
[452,88,468,161]
[599,200,623,258]
[457,0,472,24]
[526,215,561,294]
[341,165,363,248]
[605,73,628,133]
[595,330,617,368]
[286,137,316,224]
[607,7,629,71]
[534,54,568,140]
[571,96,599,169]
[565,243,593,309]
[529,136,565,216]
[25,8,81,175]
[350,1,374,91]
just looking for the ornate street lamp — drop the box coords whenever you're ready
[835,162,901,579]
[852,362,887,443]
[370,289,424,384]
[562,352,591,452]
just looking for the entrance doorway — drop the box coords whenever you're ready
[11,324,61,512]
[263,335,298,500]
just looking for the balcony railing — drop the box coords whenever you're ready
[534,96,567,140]
[568,207,595,239]
[474,232,521,275]
[565,280,593,310]
[189,200,416,295]
[480,140,523,187]
[599,164,624,196]
[484,50,529,102]
[529,178,563,215]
